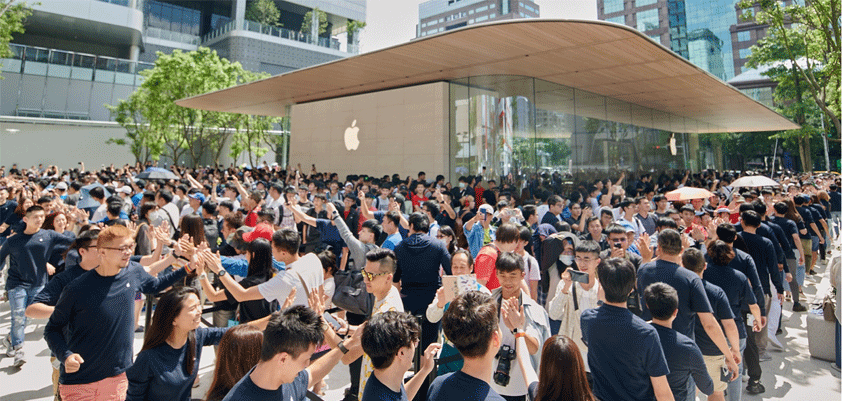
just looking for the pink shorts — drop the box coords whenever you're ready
[59,372,128,401]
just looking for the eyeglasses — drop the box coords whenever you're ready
[361,268,389,281]
[101,243,135,254]
[436,235,446,239]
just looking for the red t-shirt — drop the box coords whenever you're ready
[411,193,428,210]
[475,245,500,290]
[245,206,261,227]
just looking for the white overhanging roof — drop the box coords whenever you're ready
[176,19,799,134]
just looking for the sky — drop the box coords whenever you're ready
[358,0,599,53]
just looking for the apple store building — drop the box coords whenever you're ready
[178,20,796,182]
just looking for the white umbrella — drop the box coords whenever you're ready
[730,175,780,188]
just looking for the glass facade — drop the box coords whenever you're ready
[637,9,660,31]
[447,76,698,181]
[682,0,741,79]
[603,0,625,14]
[146,1,202,36]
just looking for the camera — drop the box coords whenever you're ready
[493,344,516,386]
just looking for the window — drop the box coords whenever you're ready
[636,8,659,31]
[603,0,624,14]
[606,15,625,24]
[737,31,750,41]
[649,34,661,42]
[636,0,657,6]
[476,15,489,22]
[739,48,752,59]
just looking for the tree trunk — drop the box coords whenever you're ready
[712,135,724,171]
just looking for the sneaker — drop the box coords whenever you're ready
[742,374,749,383]
[793,303,807,312]
[759,352,772,362]
[2,336,13,357]
[12,348,25,368]
[809,269,817,275]
[341,388,359,401]
[135,326,144,333]
[746,379,765,394]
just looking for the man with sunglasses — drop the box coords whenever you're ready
[339,249,404,401]
[599,224,644,315]
[44,225,189,400]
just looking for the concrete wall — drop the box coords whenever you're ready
[289,82,449,178]
[0,119,135,170]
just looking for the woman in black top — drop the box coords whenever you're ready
[197,238,274,324]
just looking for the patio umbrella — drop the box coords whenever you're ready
[135,167,179,180]
[77,183,110,209]
[730,175,780,188]
[665,187,715,201]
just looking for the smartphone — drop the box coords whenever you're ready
[568,269,589,284]
[720,366,731,382]
[613,241,623,249]
[322,312,342,331]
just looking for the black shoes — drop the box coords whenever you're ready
[792,303,807,312]
[746,379,766,394]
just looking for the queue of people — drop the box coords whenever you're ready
[0,161,838,401]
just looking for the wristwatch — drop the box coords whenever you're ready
[217,269,227,278]
[337,340,349,354]
[198,273,207,281]
[511,328,519,334]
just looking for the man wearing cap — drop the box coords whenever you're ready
[54,182,69,202]
[115,186,134,218]
[179,192,206,223]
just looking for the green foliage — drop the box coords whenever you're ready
[245,0,281,27]
[108,48,283,167]
[0,0,32,74]
[302,8,328,36]
[738,0,840,137]
[346,20,365,42]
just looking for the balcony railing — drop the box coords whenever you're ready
[202,20,353,53]
[95,0,142,10]
[2,43,154,86]
[145,26,200,46]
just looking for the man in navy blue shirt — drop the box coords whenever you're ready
[770,202,808,312]
[223,306,352,401]
[361,311,440,401]
[44,225,188,399]
[643,282,715,401]
[427,291,506,401]
[828,184,840,237]
[0,205,74,367]
[637,229,739,376]
[580,258,672,401]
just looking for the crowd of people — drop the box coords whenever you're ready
[0,160,839,401]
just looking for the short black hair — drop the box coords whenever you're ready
[25,205,45,216]
[361,219,382,239]
[773,201,788,215]
[596,258,636,303]
[361,311,420,370]
[575,240,601,256]
[495,251,524,274]
[495,223,520,244]
[89,186,105,200]
[600,208,614,218]
[260,306,323,361]
[106,201,122,217]
[201,201,218,216]
[518,225,532,242]
[522,204,536,221]
[716,223,737,243]
[643,282,678,321]
[271,228,299,254]
[547,195,563,207]
[740,210,761,228]
[157,189,173,203]
[657,229,682,255]
[679,205,695,214]
[708,240,735,266]
[423,200,440,218]
[656,217,678,230]
[751,200,767,216]
[604,224,627,237]
[681,248,705,273]
[442,291,498,358]
[366,248,397,273]
[407,212,429,233]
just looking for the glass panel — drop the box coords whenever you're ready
[737,31,750,41]
[636,0,658,6]
[603,0,624,14]
[534,79,574,174]
[606,15,625,24]
[637,8,659,31]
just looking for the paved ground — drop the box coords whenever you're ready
[0,256,839,401]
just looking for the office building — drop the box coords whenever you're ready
[417,0,538,38]
[597,0,793,81]
[0,0,365,168]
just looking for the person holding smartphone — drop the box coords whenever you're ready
[547,241,602,382]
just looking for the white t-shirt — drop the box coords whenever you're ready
[522,253,540,282]
[493,290,541,397]
[257,253,324,307]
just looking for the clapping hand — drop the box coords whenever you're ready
[501,297,525,332]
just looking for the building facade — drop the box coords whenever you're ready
[0,0,365,168]
[597,0,793,81]
[417,0,538,38]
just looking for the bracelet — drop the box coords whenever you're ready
[514,332,528,339]
[198,273,207,281]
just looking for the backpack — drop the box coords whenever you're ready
[331,243,378,316]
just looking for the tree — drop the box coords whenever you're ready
[228,70,281,165]
[0,0,32,73]
[245,0,281,27]
[739,0,840,139]
[301,7,328,37]
[106,90,167,164]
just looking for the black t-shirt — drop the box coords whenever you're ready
[796,206,816,238]
[361,371,407,401]
[427,371,505,401]
[223,368,309,401]
[703,262,756,338]
[693,280,735,355]
[224,275,273,324]
[769,216,799,252]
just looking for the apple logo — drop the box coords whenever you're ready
[344,119,360,151]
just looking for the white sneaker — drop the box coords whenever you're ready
[12,348,25,368]
[2,336,13,357]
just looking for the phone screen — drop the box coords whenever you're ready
[322,312,342,331]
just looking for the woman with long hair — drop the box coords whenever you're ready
[435,225,459,255]
[197,238,275,324]
[0,195,32,236]
[179,214,206,246]
[204,325,263,401]
[126,287,228,401]
[519,335,596,401]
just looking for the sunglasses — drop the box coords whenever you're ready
[361,268,389,281]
